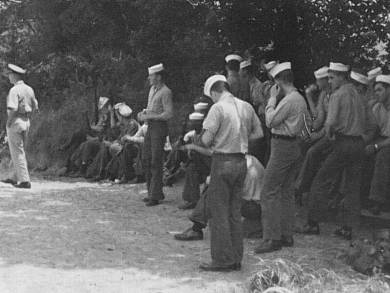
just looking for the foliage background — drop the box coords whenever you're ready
[0,0,389,170]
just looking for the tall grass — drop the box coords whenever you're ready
[249,258,390,293]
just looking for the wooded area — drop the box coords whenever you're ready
[0,0,389,170]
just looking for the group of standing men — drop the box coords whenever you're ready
[3,53,390,272]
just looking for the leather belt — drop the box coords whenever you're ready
[271,134,296,140]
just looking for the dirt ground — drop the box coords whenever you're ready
[0,176,384,293]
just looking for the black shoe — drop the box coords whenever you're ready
[142,197,150,203]
[174,228,203,241]
[296,222,320,235]
[14,182,31,189]
[334,226,352,240]
[281,235,294,247]
[2,179,17,185]
[178,201,197,210]
[145,199,161,207]
[199,262,238,272]
[254,240,282,254]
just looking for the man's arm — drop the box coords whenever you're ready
[324,93,341,139]
[200,105,220,148]
[6,88,18,128]
[6,109,17,128]
[249,107,263,140]
[312,92,326,131]
[182,143,213,156]
[265,96,291,129]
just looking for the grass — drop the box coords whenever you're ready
[249,258,390,293]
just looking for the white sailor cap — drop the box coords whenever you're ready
[269,62,291,78]
[264,61,277,71]
[8,64,26,75]
[98,97,110,110]
[240,60,252,70]
[189,112,205,121]
[117,104,133,117]
[194,102,209,112]
[203,74,227,97]
[329,62,349,72]
[350,71,369,85]
[148,63,164,75]
[225,54,242,63]
[314,66,329,79]
[375,75,390,85]
[367,67,382,81]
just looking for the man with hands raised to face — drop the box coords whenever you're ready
[254,62,307,254]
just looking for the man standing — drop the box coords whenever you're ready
[5,64,38,189]
[198,74,263,271]
[225,54,243,99]
[255,62,307,253]
[138,63,173,207]
[295,66,332,198]
[240,60,265,117]
[365,75,390,215]
[303,62,366,240]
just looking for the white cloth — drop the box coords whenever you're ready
[242,155,265,201]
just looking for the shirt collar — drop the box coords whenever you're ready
[218,91,234,102]
[15,80,24,85]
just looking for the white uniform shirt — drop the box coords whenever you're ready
[7,80,38,113]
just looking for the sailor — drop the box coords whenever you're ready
[4,64,38,189]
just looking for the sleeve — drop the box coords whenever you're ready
[6,88,18,110]
[325,92,342,128]
[265,97,292,128]
[372,103,389,132]
[253,83,266,115]
[31,89,38,111]
[161,89,173,119]
[250,106,264,138]
[364,101,377,136]
[202,104,221,135]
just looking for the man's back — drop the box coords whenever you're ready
[326,83,366,137]
[203,92,262,154]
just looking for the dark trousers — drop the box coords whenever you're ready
[86,143,111,178]
[120,143,138,180]
[207,153,246,266]
[182,153,211,203]
[308,135,365,228]
[190,186,262,231]
[369,146,390,204]
[143,121,168,201]
[261,138,301,240]
[295,136,332,193]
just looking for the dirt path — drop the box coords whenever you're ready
[0,179,375,292]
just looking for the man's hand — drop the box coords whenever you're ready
[270,84,280,100]
[365,144,376,156]
[324,124,335,140]
[121,135,133,143]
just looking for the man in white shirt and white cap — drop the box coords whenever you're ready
[255,62,307,254]
[3,64,38,189]
[138,63,173,206]
[301,62,367,240]
[197,74,262,271]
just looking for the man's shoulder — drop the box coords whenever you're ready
[161,84,172,94]
[285,90,305,103]
[334,83,356,97]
